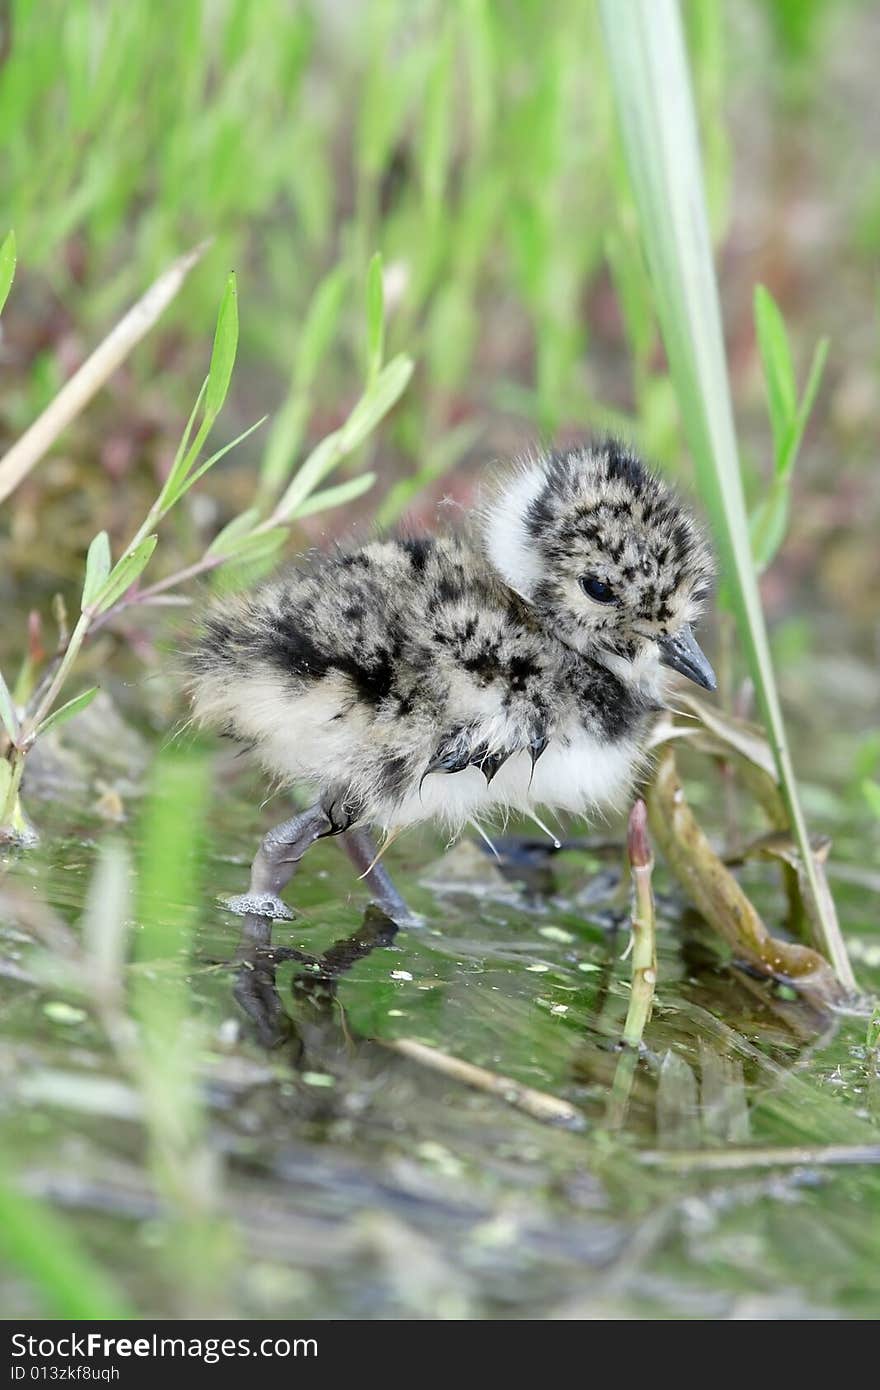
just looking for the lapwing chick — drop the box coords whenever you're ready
[187,440,715,927]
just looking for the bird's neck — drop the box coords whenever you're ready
[592,641,667,707]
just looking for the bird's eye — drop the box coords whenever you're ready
[579,574,616,604]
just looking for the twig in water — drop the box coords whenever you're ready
[639,1143,880,1172]
[379,1037,583,1128]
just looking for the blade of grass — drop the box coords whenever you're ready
[0,1164,134,1319]
[204,272,238,418]
[0,230,16,316]
[91,535,158,615]
[599,0,854,989]
[0,240,209,507]
[133,750,235,1308]
[365,251,385,384]
[754,284,797,456]
[291,471,376,520]
[0,667,20,742]
[36,686,98,737]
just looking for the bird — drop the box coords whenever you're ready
[185,439,715,930]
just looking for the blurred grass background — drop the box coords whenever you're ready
[2,0,877,627]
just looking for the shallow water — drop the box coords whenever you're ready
[2,723,879,1320]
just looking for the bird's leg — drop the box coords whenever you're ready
[340,824,414,923]
[224,801,334,922]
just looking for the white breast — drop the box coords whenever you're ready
[389,718,638,835]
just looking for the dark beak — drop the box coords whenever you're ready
[658,624,716,692]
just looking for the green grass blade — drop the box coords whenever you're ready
[749,477,790,574]
[754,284,797,458]
[296,263,351,391]
[36,686,99,737]
[165,415,268,507]
[204,271,239,419]
[159,377,209,508]
[92,535,158,614]
[0,1164,133,1318]
[206,507,261,557]
[0,230,16,316]
[291,470,376,519]
[365,251,385,383]
[275,353,413,522]
[0,667,20,742]
[339,353,414,451]
[599,0,854,989]
[778,334,829,481]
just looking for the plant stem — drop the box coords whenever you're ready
[20,612,91,742]
[0,749,26,831]
[608,800,657,1127]
[622,799,657,1049]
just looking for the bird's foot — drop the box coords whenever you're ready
[221,891,296,921]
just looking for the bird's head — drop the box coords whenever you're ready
[483,440,716,694]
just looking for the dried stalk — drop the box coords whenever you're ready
[0,242,209,507]
[645,745,848,1007]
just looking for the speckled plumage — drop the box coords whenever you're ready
[187,440,714,852]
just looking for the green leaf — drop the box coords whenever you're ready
[863,779,880,820]
[92,536,157,614]
[204,272,239,420]
[81,531,112,610]
[296,262,349,390]
[0,667,20,742]
[206,507,260,557]
[421,22,455,211]
[215,526,287,564]
[164,416,267,508]
[339,353,414,451]
[776,335,829,482]
[0,231,16,317]
[210,530,288,594]
[749,478,790,573]
[274,430,344,522]
[754,285,797,459]
[365,252,384,382]
[37,687,99,737]
[157,377,209,511]
[291,472,376,519]
[275,354,412,523]
[259,395,310,501]
[600,0,853,990]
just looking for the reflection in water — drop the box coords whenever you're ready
[233,906,399,1068]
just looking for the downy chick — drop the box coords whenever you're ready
[186,440,715,924]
